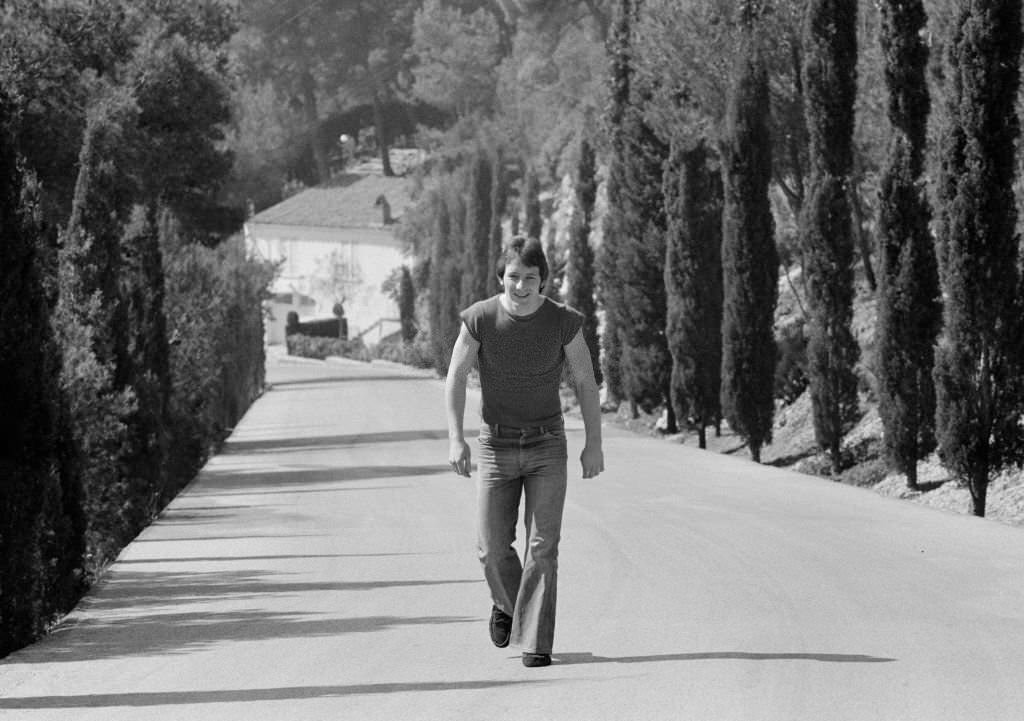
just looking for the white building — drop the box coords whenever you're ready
[244,171,414,346]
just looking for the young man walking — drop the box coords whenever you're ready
[445,236,604,668]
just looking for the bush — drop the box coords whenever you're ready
[372,337,436,369]
[775,320,809,405]
[286,333,371,361]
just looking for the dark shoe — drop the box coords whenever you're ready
[489,605,512,648]
[522,652,551,668]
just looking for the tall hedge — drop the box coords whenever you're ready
[800,0,860,475]
[720,23,777,463]
[933,0,1024,517]
[875,0,939,490]
[0,101,83,657]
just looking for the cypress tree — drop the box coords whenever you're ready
[118,205,173,522]
[933,0,1024,517]
[566,135,603,386]
[523,167,543,241]
[463,148,493,305]
[398,264,417,343]
[488,146,507,295]
[720,18,777,463]
[875,0,939,490]
[800,0,860,475]
[664,140,724,449]
[616,98,672,425]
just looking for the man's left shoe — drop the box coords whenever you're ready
[522,652,551,668]
[489,605,512,648]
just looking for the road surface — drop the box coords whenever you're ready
[1,352,1023,720]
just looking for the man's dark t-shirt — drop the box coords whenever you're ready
[460,295,584,428]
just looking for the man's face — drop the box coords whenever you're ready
[500,257,544,315]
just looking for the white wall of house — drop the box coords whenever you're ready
[245,222,407,344]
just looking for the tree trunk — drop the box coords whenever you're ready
[848,182,877,292]
[750,441,761,463]
[698,424,707,449]
[969,470,988,517]
[371,91,394,177]
[300,70,330,185]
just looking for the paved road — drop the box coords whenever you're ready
[2,353,1023,721]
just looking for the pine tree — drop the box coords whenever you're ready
[664,140,723,449]
[875,0,939,490]
[566,135,602,386]
[800,0,860,475]
[933,0,1024,517]
[720,18,777,463]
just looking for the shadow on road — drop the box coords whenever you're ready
[193,464,450,494]
[82,569,481,611]
[222,429,462,455]
[0,680,544,709]
[117,552,428,564]
[553,651,896,665]
[21,611,477,664]
[269,374,434,389]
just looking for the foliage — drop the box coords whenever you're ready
[720,19,777,463]
[933,0,1024,517]
[664,140,723,449]
[409,0,502,117]
[800,0,861,475]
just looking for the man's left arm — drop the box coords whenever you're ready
[564,329,604,478]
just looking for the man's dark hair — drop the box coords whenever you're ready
[495,235,549,287]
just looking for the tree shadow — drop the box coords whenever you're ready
[117,553,427,565]
[269,374,435,389]
[552,651,895,665]
[222,429,465,455]
[193,464,450,495]
[83,568,481,611]
[765,450,816,467]
[0,679,544,709]
[22,610,477,664]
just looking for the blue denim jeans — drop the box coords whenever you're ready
[476,423,568,655]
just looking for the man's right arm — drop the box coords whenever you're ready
[445,323,480,477]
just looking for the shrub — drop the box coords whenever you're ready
[286,333,371,361]
[373,337,435,369]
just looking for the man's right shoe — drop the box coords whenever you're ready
[522,652,551,668]
[489,605,512,648]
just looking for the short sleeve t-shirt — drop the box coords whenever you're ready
[460,295,584,428]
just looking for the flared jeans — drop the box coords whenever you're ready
[476,423,568,655]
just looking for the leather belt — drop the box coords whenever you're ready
[485,422,562,439]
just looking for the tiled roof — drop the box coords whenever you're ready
[249,171,414,230]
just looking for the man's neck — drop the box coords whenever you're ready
[499,294,543,317]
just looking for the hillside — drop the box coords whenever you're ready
[594,262,1024,528]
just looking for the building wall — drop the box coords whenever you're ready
[245,223,406,344]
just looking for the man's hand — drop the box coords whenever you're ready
[449,439,472,477]
[580,444,604,479]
